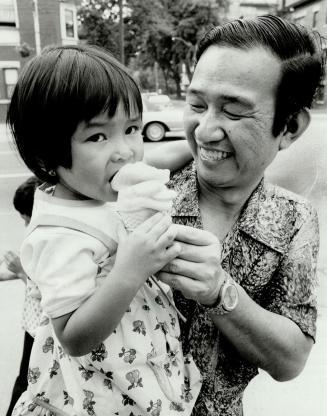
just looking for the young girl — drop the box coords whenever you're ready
[7,45,201,415]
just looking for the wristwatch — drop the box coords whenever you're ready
[203,273,239,315]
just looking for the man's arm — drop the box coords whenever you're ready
[158,222,317,381]
[144,140,192,172]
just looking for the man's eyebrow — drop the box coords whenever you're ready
[220,94,254,108]
[187,88,254,108]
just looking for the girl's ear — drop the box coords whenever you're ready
[279,109,310,150]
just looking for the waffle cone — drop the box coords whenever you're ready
[119,208,158,231]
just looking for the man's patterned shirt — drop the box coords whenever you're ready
[169,162,319,416]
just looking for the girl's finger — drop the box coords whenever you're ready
[147,214,172,240]
[116,221,127,243]
[156,224,178,248]
[135,212,166,233]
[163,242,182,263]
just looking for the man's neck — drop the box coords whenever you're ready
[197,177,263,240]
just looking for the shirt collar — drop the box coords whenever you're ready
[170,161,290,254]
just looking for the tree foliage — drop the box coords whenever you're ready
[78,0,229,96]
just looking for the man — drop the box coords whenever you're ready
[158,15,324,415]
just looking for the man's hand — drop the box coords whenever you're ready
[157,224,225,305]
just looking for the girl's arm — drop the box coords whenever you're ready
[51,213,180,357]
[144,140,193,172]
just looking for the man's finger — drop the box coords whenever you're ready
[157,272,203,300]
[173,241,220,262]
[161,258,214,281]
[172,224,219,246]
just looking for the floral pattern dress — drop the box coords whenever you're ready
[12,194,202,416]
[168,162,319,416]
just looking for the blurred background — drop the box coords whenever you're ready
[1,1,327,415]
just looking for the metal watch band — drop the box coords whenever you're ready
[201,273,239,316]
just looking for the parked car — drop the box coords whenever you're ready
[142,93,185,141]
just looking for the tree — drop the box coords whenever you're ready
[78,0,229,96]
[78,0,121,57]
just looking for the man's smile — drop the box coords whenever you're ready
[199,147,233,162]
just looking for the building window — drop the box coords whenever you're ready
[65,9,75,38]
[60,3,78,43]
[3,68,18,99]
[0,0,16,27]
[312,10,319,28]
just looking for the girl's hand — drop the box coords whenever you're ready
[114,212,181,287]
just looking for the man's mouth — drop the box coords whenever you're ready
[199,147,233,161]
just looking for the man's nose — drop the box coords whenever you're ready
[194,112,225,143]
[110,137,134,163]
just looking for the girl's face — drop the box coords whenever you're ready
[55,103,144,202]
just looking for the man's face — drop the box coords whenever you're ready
[184,45,284,191]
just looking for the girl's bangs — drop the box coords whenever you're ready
[76,58,142,122]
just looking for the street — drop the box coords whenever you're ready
[0,115,327,415]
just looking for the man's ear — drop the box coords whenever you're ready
[279,109,310,150]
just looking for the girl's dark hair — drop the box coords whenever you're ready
[195,15,326,136]
[13,176,42,217]
[7,44,142,183]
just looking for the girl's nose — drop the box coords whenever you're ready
[110,140,134,163]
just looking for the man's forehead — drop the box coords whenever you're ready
[188,45,281,103]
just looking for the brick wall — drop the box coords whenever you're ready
[38,0,61,48]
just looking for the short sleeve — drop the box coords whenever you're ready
[21,227,105,318]
[264,207,319,340]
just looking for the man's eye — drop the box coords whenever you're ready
[87,133,107,142]
[223,110,243,120]
[189,103,205,112]
[126,125,140,135]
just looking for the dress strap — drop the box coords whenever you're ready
[25,214,118,255]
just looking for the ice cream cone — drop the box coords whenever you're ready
[117,208,157,232]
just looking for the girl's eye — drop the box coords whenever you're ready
[126,125,140,135]
[87,133,107,143]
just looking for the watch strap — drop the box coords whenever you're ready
[201,273,238,316]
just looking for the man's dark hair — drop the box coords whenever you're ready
[13,176,42,217]
[195,15,326,136]
[7,44,143,184]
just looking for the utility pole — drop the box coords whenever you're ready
[32,0,41,55]
[118,0,124,65]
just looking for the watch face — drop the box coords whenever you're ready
[223,284,238,311]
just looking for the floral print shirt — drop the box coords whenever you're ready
[168,162,319,416]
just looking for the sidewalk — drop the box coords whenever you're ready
[244,304,327,416]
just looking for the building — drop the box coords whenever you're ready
[0,0,81,121]
[278,0,327,103]
[227,0,279,20]
[278,0,327,37]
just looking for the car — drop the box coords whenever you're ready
[141,93,185,141]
